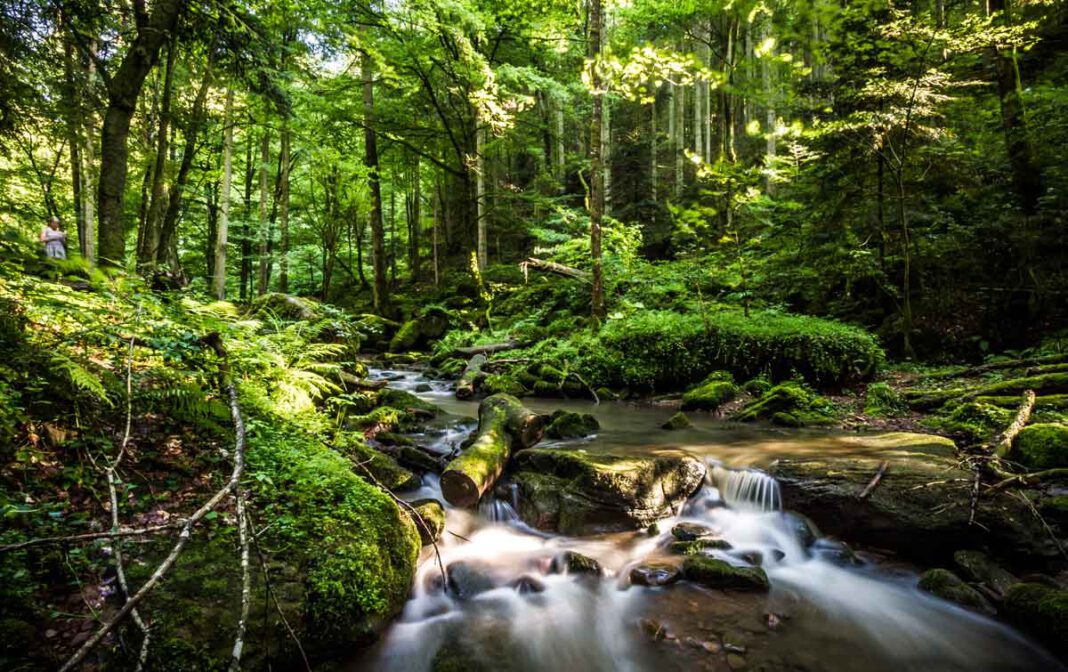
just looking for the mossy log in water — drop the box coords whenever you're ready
[440,394,546,507]
[455,354,487,399]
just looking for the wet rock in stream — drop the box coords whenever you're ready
[409,498,445,545]
[682,557,770,592]
[549,550,603,576]
[445,561,497,600]
[671,522,718,541]
[768,432,1063,566]
[917,568,996,614]
[630,562,683,587]
[511,449,706,535]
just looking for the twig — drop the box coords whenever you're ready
[0,522,181,553]
[447,530,471,543]
[568,371,600,405]
[858,461,889,499]
[908,478,970,491]
[993,390,1035,459]
[967,464,981,526]
[228,385,251,672]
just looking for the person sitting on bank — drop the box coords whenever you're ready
[40,217,67,259]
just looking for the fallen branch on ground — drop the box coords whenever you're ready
[993,390,1035,459]
[455,341,521,357]
[0,522,182,554]
[519,257,590,283]
[858,461,889,499]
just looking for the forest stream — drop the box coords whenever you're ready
[350,369,1064,672]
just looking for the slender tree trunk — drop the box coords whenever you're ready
[601,96,612,215]
[239,120,253,300]
[674,82,684,197]
[278,122,290,293]
[256,130,270,295]
[411,156,421,281]
[432,173,441,287]
[94,0,185,267]
[157,63,214,274]
[61,33,85,258]
[554,102,566,182]
[81,49,96,267]
[650,96,657,202]
[362,43,389,313]
[475,117,487,271]
[589,0,605,320]
[693,38,704,161]
[213,89,234,299]
[761,14,777,195]
[138,38,176,271]
[987,0,1042,212]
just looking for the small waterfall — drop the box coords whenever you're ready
[716,467,782,512]
[480,484,521,524]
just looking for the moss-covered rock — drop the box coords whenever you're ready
[410,498,446,545]
[864,382,906,417]
[953,550,1018,598]
[630,562,682,587]
[438,357,467,378]
[681,380,738,412]
[1012,423,1068,470]
[512,449,706,535]
[376,388,442,416]
[669,538,733,555]
[768,433,1060,566]
[481,373,529,397]
[917,569,994,614]
[732,382,835,426]
[388,307,452,352]
[549,550,602,576]
[249,292,321,320]
[681,557,769,591]
[545,410,600,439]
[662,411,691,430]
[1002,583,1068,656]
[925,401,1013,443]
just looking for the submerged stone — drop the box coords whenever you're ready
[662,411,691,430]
[630,562,682,587]
[446,561,497,600]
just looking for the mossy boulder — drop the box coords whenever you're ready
[388,307,452,352]
[481,373,529,397]
[681,557,769,591]
[1012,423,1068,470]
[438,357,467,378]
[732,382,835,427]
[376,388,442,416]
[410,498,446,545]
[549,550,602,576]
[768,432,1060,566]
[630,562,682,587]
[1002,583,1068,656]
[249,292,321,321]
[953,550,1018,598]
[662,411,691,430]
[670,538,733,555]
[512,449,706,535]
[681,380,738,412]
[925,401,1013,443]
[545,411,600,439]
[917,569,994,614]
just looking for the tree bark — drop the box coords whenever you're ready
[278,122,291,293]
[213,89,235,300]
[456,353,487,400]
[440,394,546,508]
[94,0,185,267]
[240,119,254,300]
[363,43,389,313]
[410,156,421,281]
[589,0,606,320]
[256,129,271,295]
[138,38,176,271]
[475,117,487,272]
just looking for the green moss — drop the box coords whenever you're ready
[864,382,906,417]
[669,539,733,554]
[733,382,836,426]
[662,411,691,430]
[482,373,528,396]
[681,380,738,412]
[917,568,993,613]
[545,411,600,439]
[974,372,1068,398]
[376,388,442,415]
[741,376,772,396]
[438,357,467,378]
[925,401,1012,443]
[538,364,566,384]
[1003,583,1068,655]
[1012,423,1068,470]
[681,556,769,591]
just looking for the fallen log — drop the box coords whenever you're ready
[520,257,590,283]
[455,340,521,357]
[456,353,487,400]
[993,390,1036,459]
[338,371,388,391]
[440,394,546,507]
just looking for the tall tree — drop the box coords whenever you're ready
[214,89,235,299]
[589,0,605,320]
[362,37,388,313]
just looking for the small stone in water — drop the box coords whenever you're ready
[726,653,747,670]
[415,383,432,392]
[512,575,545,594]
[630,562,682,587]
[671,522,716,541]
[639,618,668,641]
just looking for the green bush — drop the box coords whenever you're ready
[579,309,882,392]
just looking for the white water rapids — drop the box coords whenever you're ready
[351,369,1062,672]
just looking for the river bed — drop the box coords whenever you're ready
[350,369,1061,672]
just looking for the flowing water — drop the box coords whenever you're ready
[351,368,1062,672]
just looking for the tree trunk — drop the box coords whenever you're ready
[674,82,684,197]
[475,118,487,272]
[554,101,566,182]
[410,156,421,281]
[432,173,441,286]
[440,394,546,508]
[157,63,214,273]
[138,38,176,271]
[650,95,658,202]
[601,96,612,214]
[987,0,1042,212]
[761,14,777,195]
[278,122,290,293]
[589,0,605,320]
[455,353,487,400]
[240,120,253,300]
[94,0,185,267]
[213,89,234,300]
[61,32,85,259]
[256,129,271,295]
[362,42,389,313]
